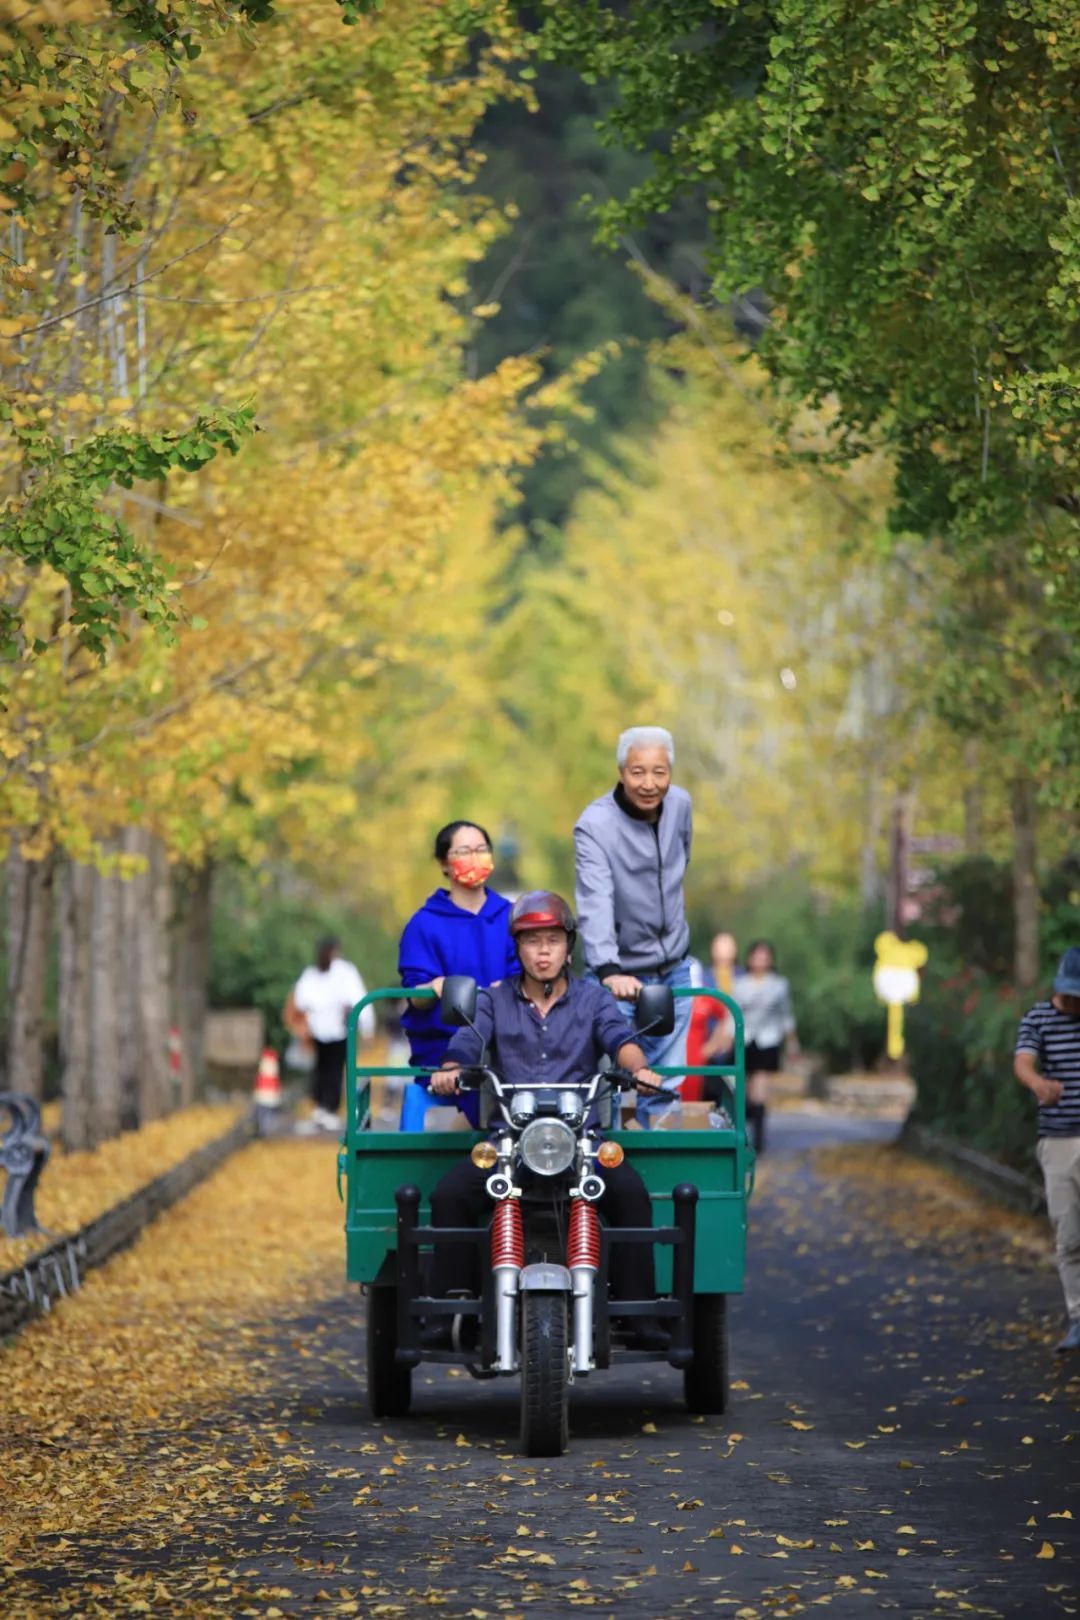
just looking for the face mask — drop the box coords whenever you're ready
[448,854,494,889]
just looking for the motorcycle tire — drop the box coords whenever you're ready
[367,1284,412,1419]
[683,1293,729,1415]
[520,1292,569,1457]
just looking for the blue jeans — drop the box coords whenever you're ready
[591,959,693,1128]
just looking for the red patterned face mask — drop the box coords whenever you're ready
[448,854,494,889]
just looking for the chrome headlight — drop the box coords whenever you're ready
[519,1117,576,1176]
[509,1089,537,1127]
[557,1090,585,1128]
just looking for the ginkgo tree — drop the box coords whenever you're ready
[1,0,550,1139]
[538,0,1080,981]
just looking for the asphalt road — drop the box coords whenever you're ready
[18,1109,1080,1618]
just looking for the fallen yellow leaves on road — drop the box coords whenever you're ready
[814,1143,1050,1255]
[0,1102,245,1271]
[1,1137,343,1593]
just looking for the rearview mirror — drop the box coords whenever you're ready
[440,975,478,1028]
[635,984,675,1037]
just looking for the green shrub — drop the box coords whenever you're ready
[906,966,1036,1171]
[689,879,888,1072]
[210,869,398,1051]
[905,852,1080,1169]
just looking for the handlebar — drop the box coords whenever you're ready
[434,1064,663,1096]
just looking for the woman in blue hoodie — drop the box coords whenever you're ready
[398,820,518,1127]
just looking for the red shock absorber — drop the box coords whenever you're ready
[490,1198,524,1270]
[567,1197,601,1271]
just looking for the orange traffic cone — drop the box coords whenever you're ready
[253,1046,282,1134]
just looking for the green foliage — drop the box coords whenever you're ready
[537,0,1080,772]
[209,868,398,1051]
[906,853,1080,1165]
[689,879,888,1072]
[0,407,255,659]
[914,852,1080,981]
[907,966,1036,1170]
[470,63,709,544]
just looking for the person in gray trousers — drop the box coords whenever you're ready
[574,726,694,1125]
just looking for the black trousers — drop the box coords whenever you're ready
[429,1157,656,1303]
[312,1037,347,1113]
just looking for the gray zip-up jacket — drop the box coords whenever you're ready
[573,784,693,978]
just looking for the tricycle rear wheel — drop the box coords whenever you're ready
[520,1292,569,1457]
[683,1293,728,1415]
[367,1284,412,1418]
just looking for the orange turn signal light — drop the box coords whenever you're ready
[597,1141,624,1169]
[471,1141,498,1170]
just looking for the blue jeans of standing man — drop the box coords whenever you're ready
[592,958,693,1127]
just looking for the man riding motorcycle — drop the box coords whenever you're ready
[425,890,669,1350]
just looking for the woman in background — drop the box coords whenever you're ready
[285,935,375,1132]
[732,939,798,1156]
[397,820,518,1128]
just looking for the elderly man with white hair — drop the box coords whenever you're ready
[574,726,694,1124]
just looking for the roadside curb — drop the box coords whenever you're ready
[0,1110,253,1342]
[901,1118,1046,1215]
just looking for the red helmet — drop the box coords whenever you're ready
[509,890,577,948]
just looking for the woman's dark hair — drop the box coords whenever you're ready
[746,939,776,969]
[315,935,340,972]
[433,820,493,862]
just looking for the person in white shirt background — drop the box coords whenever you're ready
[285,935,375,1132]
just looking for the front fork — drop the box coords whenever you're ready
[567,1197,600,1375]
[491,1197,523,1373]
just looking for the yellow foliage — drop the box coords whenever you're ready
[0,1101,244,1271]
[0,1138,345,1581]
[0,1,551,899]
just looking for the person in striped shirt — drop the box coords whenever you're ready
[1014,947,1080,1353]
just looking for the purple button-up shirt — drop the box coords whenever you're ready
[445,974,632,1086]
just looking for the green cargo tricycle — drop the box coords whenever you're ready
[339,981,754,1456]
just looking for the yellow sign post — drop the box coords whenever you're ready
[872,932,928,1060]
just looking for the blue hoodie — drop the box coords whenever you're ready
[398,888,519,1071]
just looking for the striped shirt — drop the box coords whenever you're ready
[1016,1000,1080,1138]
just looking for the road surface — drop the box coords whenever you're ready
[8,1108,1078,1617]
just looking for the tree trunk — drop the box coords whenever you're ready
[1011,772,1040,989]
[5,840,56,1101]
[120,827,172,1125]
[59,861,97,1150]
[860,766,884,909]
[89,848,124,1142]
[962,739,982,856]
[885,789,913,937]
[172,862,213,1106]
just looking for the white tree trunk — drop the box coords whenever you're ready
[5,840,56,1101]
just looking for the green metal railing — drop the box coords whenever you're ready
[341,983,753,1197]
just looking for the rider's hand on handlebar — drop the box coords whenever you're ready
[603,973,643,1001]
[431,1064,460,1096]
[634,1066,664,1094]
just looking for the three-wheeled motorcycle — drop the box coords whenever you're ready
[338,980,754,1456]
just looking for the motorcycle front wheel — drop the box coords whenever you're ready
[519,1292,569,1456]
